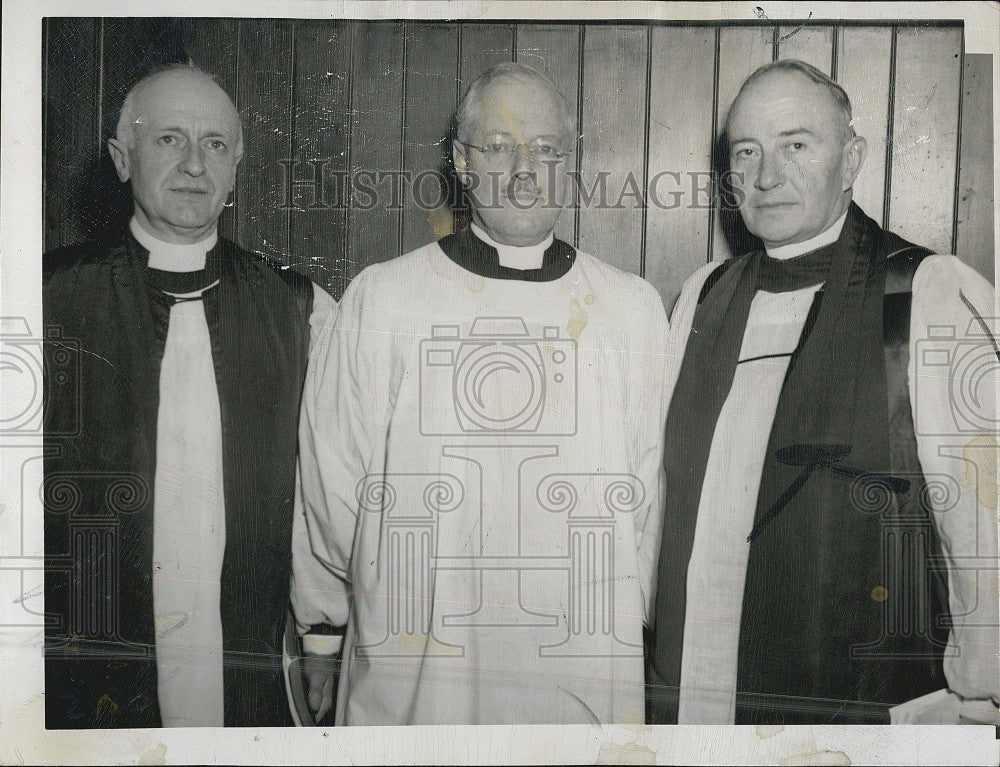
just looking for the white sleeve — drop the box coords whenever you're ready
[289,283,345,651]
[629,280,670,625]
[290,277,395,654]
[910,255,999,713]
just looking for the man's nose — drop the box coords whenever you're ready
[178,142,206,176]
[754,151,785,191]
[510,143,536,179]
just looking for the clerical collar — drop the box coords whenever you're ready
[765,208,849,260]
[131,218,221,297]
[130,217,218,273]
[437,225,575,282]
[470,223,553,270]
[756,208,853,294]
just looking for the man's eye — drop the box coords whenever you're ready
[487,142,509,154]
[158,135,177,146]
[788,142,806,151]
[207,140,227,151]
[733,148,756,160]
[533,144,557,156]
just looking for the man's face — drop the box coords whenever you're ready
[726,71,867,250]
[453,77,573,247]
[108,71,242,244]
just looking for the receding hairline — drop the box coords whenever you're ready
[726,59,856,141]
[115,64,243,153]
[455,62,574,143]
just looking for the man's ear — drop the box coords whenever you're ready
[107,138,131,183]
[842,135,868,192]
[452,140,469,184]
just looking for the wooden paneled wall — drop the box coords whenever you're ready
[43,19,993,311]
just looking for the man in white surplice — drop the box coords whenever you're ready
[649,59,998,725]
[291,62,669,725]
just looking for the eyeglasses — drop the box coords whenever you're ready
[459,138,573,162]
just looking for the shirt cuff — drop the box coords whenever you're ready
[302,633,343,656]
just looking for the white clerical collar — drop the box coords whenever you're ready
[471,222,553,270]
[765,208,849,261]
[131,217,218,272]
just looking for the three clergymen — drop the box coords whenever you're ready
[43,59,997,727]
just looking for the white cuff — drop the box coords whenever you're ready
[301,633,343,656]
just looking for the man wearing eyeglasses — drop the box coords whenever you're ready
[290,62,669,724]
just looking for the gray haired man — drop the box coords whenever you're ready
[291,62,669,725]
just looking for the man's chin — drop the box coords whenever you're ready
[473,208,561,244]
[741,217,799,247]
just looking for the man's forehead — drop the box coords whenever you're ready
[473,78,567,134]
[729,73,843,135]
[132,74,240,131]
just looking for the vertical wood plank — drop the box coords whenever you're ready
[515,23,581,247]
[184,18,241,243]
[459,23,514,91]
[576,25,647,275]
[776,25,834,74]
[644,26,716,315]
[955,53,993,281]
[713,25,775,261]
[401,23,459,254]
[43,17,101,250]
[837,27,893,225]
[347,22,405,285]
[235,19,295,262]
[888,26,962,254]
[288,20,353,294]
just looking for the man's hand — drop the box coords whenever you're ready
[301,651,338,724]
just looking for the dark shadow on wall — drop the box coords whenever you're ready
[713,131,762,258]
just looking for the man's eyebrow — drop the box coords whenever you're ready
[152,126,232,138]
[777,127,818,138]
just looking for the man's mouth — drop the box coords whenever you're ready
[170,187,209,195]
[755,200,796,210]
[506,185,543,201]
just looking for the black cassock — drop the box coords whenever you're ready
[43,230,313,727]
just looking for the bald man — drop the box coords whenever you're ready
[649,59,998,725]
[43,64,334,728]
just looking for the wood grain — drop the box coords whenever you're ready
[288,20,354,292]
[955,53,994,280]
[644,26,717,316]
[347,22,406,285]
[234,19,295,262]
[888,26,962,254]
[576,25,647,275]
[837,27,893,226]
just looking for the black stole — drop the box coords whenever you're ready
[650,203,948,723]
[44,232,314,727]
